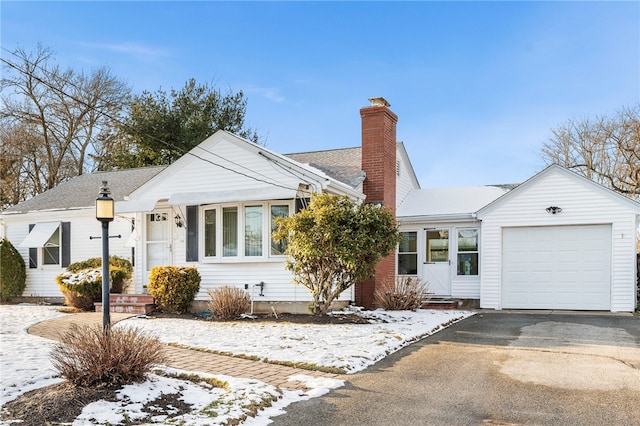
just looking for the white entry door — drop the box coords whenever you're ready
[145,210,172,281]
[422,228,451,296]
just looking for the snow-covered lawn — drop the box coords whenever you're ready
[0,304,473,425]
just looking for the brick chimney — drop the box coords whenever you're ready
[356,97,398,309]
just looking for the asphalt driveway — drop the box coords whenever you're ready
[271,311,640,425]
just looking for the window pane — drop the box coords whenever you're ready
[399,232,417,253]
[204,209,216,257]
[398,253,418,275]
[270,205,289,255]
[222,207,238,257]
[245,205,263,256]
[458,229,478,252]
[427,230,449,262]
[43,227,60,265]
[457,253,478,275]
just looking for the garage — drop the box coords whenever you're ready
[502,224,612,310]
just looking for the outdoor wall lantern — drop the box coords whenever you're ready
[174,214,184,228]
[545,206,562,214]
[95,181,114,333]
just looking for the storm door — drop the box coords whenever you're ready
[422,228,451,296]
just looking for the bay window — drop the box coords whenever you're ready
[202,201,291,260]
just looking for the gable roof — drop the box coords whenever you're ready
[126,130,365,204]
[1,166,166,214]
[477,164,640,217]
[398,185,510,222]
[285,142,420,189]
[285,146,364,187]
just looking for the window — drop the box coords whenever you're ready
[202,201,291,260]
[245,205,263,256]
[222,207,238,257]
[397,231,417,275]
[43,227,60,265]
[457,228,479,276]
[427,229,449,262]
[270,205,289,255]
[204,209,217,257]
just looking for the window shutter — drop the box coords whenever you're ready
[28,224,37,269]
[186,206,198,261]
[61,222,71,267]
[295,198,310,213]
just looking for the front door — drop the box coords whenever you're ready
[145,210,172,285]
[422,228,451,296]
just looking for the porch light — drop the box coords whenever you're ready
[96,181,115,222]
[95,181,114,334]
[545,206,562,214]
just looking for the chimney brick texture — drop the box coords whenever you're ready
[356,103,398,309]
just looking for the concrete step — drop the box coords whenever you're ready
[421,300,459,310]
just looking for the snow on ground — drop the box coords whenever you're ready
[0,304,473,425]
[124,309,472,373]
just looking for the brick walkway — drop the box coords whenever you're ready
[27,312,342,391]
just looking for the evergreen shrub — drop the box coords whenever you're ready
[0,237,26,302]
[147,266,201,313]
[56,256,133,310]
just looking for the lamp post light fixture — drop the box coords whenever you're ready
[96,181,114,333]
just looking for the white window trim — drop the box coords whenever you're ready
[200,200,293,263]
[41,225,62,268]
[397,230,419,276]
[455,227,480,277]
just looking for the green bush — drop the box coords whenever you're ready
[56,269,102,311]
[147,266,201,313]
[0,237,27,302]
[207,286,251,319]
[51,323,166,388]
[56,256,133,310]
[66,256,132,293]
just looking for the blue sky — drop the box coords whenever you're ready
[2,1,639,188]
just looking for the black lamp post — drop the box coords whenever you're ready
[96,181,114,333]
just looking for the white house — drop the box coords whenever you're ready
[2,98,638,312]
[395,165,640,312]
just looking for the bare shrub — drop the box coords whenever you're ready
[374,276,429,311]
[51,324,166,388]
[207,286,251,319]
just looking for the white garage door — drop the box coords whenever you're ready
[502,225,611,310]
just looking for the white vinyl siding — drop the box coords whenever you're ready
[478,166,639,312]
[398,221,482,299]
[1,209,135,298]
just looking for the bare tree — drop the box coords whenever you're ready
[542,105,640,198]
[0,45,130,206]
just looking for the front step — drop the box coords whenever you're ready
[421,300,459,310]
[95,294,155,314]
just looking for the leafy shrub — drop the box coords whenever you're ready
[51,323,166,388]
[0,237,26,302]
[56,256,133,310]
[56,269,102,311]
[374,276,429,311]
[147,266,201,313]
[207,286,251,319]
[66,256,132,293]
